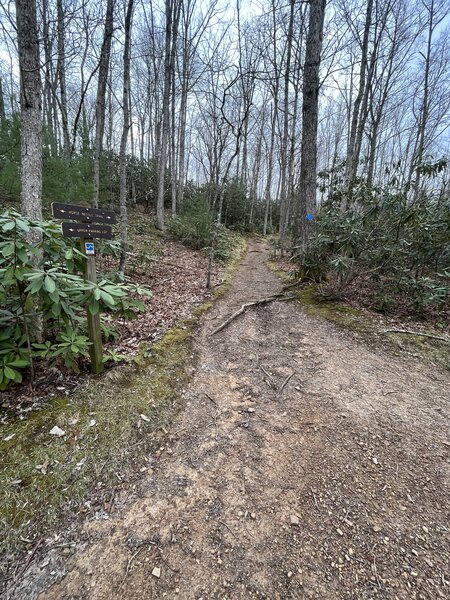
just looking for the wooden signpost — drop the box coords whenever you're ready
[52,202,116,374]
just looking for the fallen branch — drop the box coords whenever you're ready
[378,329,450,344]
[119,547,143,590]
[211,293,293,335]
[278,371,296,396]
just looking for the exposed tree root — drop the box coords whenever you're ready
[211,294,294,335]
[379,329,450,344]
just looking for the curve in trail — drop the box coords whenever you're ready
[28,239,450,599]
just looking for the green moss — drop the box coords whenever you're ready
[265,259,292,283]
[0,326,193,555]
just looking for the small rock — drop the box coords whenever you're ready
[247,408,256,413]
[372,457,379,465]
[152,567,161,578]
[287,571,293,578]
[49,426,65,437]
[422,526,429,534]
[251,513,256,519]
[290,515,300,526]
[373,525,382,533]
[62,547,71,556]
[336,528,343,536]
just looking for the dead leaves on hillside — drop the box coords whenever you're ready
[112,240,219,353]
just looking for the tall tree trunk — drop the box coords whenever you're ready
[0,77,6,125]
[279,0,295,247]
[16,0,43,342]
[156,0,180,230]
[295,0,326,250]
[119,0,134,275]
[93,0,115,208]
[177,69,188,209]
[16,0,42,227]
[171,59,178,217]
[345,0,373,195]
[156,0,174,230]
[408,0,436,201]
[56,0,70,157]
[263,103,277,235]
[41,0,55,151]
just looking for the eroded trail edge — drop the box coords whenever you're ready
[17,239,450,599]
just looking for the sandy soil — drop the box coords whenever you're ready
[9,239,450,599]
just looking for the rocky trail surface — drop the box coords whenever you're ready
[10,239,450,599]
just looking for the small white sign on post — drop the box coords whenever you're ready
[85,241,95,256]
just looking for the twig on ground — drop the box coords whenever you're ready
[278,371,295,396]
[16,538,44,580]
[204,393,218,407]
[310,487,320,510]
[119,547,143,590]
[219,521,237,538]
[378,329,450,343]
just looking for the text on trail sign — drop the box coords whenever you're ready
[61,222,112,239]
[52,202,117,225]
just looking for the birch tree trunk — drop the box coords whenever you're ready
[295,0,326,251]
[93,0,115,208]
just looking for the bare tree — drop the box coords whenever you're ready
[15,0,42,230]
[93,0,115,208]
[156,0,181,230]
[295,0,326,250]
[119,0,134,275]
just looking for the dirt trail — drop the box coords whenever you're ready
[14,239,450,599]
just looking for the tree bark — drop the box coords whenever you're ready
[56,0,70,157]
[119,0,134,275]
[279,0,295,248]
[16,0,42,227]
[93,0,115,208]
[345,0,373,196]
[295,0,326,251]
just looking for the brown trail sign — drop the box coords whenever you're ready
[61,222,112,239]
[52,202,116,374]
[52,202,117,224]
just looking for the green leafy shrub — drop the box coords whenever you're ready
[170,193,213,250]
[0,210,152,388]
[295,183,449,314]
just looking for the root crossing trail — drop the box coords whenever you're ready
[27,240,450,598]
